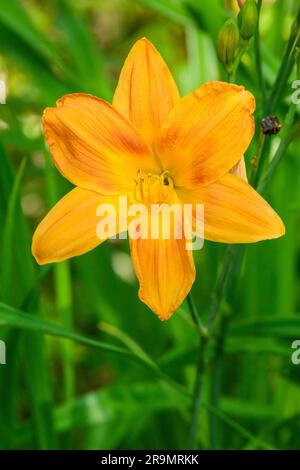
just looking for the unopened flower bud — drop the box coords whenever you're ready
[238,0,258,40]
[217,19,239,72]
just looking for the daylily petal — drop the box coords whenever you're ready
[129,200,195,320]
[177,173,285,243]
[32,187,129,265]
[113,38,180,148]
[230,156,248,182]
[43,93,158,195]
[156,81,255,188]
[130,237,195,320]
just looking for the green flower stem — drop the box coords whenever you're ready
[227,39,249,83]
[187,292,208,449]
[187,333,209,449]
[209,332,223,449]
[257,104,296,194]
[187,6,298,447]
[187,245,240,449]
[187,293,208,337]
[207,103,296,447]
[207,245,238,330]
[188,9,299,448]
[252,8,299,186]
[254,0,266,109]
[187,330,209,450]
[265,8,300,114]
[45,152,75,401]
[186,293,207,448]
[250,130,266,187]
[227,70,236,84]
[208,244,244,449]
[54,263,74,399]
[207,110,297,449]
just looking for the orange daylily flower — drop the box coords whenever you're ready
[32,38,285,320]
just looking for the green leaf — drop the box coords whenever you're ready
[0,158,27,301]
[136,0,191,25]
[0,0,56,61]
[0,302,190,398]
[0,0,72,82]
[15,381,189,447]
[226,337,290,356]
[55,0,112,98]
[0,302,130,356]
[229,316,300,338]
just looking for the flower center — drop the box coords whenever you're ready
[133,170,174,204]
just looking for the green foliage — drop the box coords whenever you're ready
[0,0,299,450]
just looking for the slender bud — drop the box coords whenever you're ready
[217,19,239,72]
[238,0,258,40]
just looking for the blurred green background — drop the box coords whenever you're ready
[0,0,299,450]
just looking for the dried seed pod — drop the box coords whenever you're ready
[261,115,282,135]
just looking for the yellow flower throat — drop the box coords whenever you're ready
[134,170,174,204]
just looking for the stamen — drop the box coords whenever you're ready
[147,174,152,203]
[133,170,173,204]
[139,176,145,201]
[133,178,140,202]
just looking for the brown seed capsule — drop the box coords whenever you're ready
[261,115,282,135]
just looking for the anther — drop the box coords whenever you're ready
[133,170,174,204]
